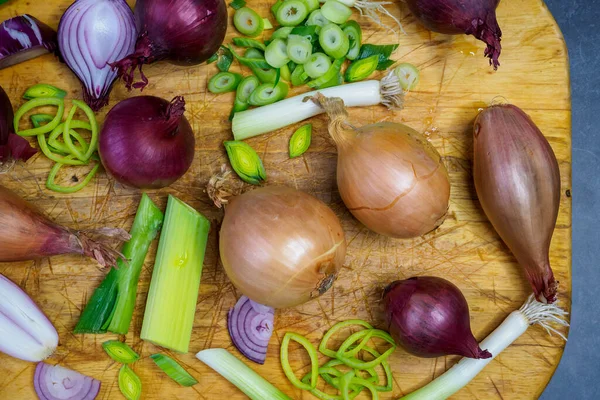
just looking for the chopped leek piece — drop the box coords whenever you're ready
[275,0,308,27]
[342,21,362,60]
[290,64,309,86]
[345,54,379,82]
[263,18,274,30]
[119,365,142,400]
[319,23,349,59]
[307,9,328,27]
[304,52,332,79]
[307,58,344,89]
[289,123,312,158]
[377,59,395,70]
[356,44,398,70]
[394,63,420,90]
[251,66,278,83]
[265,38,290,68]
[229,45,271,69]
[224,140,267,185]
[321,0,352,24]
[151,354,198,387]
[229,0,246,10]
[280,64,292,82]
[244,48,264,60]
[271,26,293,40]
[102,340,140,364]
[230,99,249,120]
[319,320,373,358]
[208,72,243,93]
[271,0,285,16]
[140,196,210,353]
[302,0,320,11]
[248,81,289,106]
[287,34,313,64]
[74,194,164,334]
[237,76,260,103]
[197,349,292,400]
[234,7,264,37]
[23,83,67,100]
[217,47,234,72]
[280,332,319,390]
[30,113,54,128]
[232,37,266,51]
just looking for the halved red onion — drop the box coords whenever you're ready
[227,296,275,364]
[0,15,57,70]
[35,362,100,400]
[0,85,37,163]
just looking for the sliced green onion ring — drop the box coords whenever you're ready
[244,48,264,60]
[230,45,272,69]
[150,354,198,387]
[236,76,261,103]
[307,9,329,28]
[304,52,332,79]
[280,64,292,82]
[271,26,293,40]
[394,63,420,90]
[336,337,396,369]
[234,7,264,37]
[30,113,54,128]
[345,54,379,82]
[289,123,312,158]
[263,18,274,29]
[291,64,309,86]
[23,84,67,100]
[65,100,99,161]
[14,97,65,137]
[208,72,243,93]
[287,34,313,64]
[118,365,142,400]
[232,37,266,51]
[319,23,349,59]
[102,340,140,364]
[303,0,320,12]
[318,319,373,358]
[224,140,267,185]
[275,0,308,27]
[280,332,319,390]
[46,155,100,193]
[321,0,353,24]
[250,66,278,83]
[342,21,362,60]
[265,38,290,68]
[307,57,344,89]
[248,82,289,106]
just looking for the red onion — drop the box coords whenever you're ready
[0,184,130,267]
[35,362,100,400]
[58,0,137,110]
[405,0,502,69]
[113,0,228,90]
[227,296,275,364]
[0,85,37,163]
[0,15,57,70]
[99,96,195,189]
[474,104,560,303]
[384,276,492,359]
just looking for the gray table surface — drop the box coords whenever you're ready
[540,1,600,399]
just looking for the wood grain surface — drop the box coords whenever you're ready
[0,0,571,399]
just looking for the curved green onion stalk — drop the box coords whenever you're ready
[151,354,198,387]
[400,295,569,400]
[196,348,292,400]
[232,72,403,140]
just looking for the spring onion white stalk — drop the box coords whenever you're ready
[196,349,292,400]
[400,294,569,400]
[320,0,405,34]
[232,71,403,140]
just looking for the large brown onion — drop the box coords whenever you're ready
[473,104,560,303]
[313,94,450,238]
[217,185,347,308]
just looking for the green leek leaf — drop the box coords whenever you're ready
[151,354,198,387]
[289,124,312,158]
[119,365,142,400]
[23,83,67,100]
[102,340,140,364]
[224,141,267,185]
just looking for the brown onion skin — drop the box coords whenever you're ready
[473,104,560,303]
[384,277,491,359]
[219,186,347,309]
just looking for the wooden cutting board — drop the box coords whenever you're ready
[0,0,571,399]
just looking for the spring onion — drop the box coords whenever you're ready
[341,21,362,60]
[30,113,54,128]
[287,34,313,64]
[251,66,279,83]
[307,57,344,89]
[234,7,264,37]
[304,52,332,78]
[289,123,312,158]
[224,140,267,185]
[321,0,353,24]
[280,64,292,82]
[23,84,67,100]
[119,365,142,400]
[275,0,309,27]
[265,39,290,68]
[307,9,329,27]
[102,341,140,364]
[291,65,309,86]
[14,97,65,137]
[61,101,94,161]
[280,332,319,390]
[151,354,198,387]
[37,134,86,165]
[140,196,210,353]
[208,72,243,93]
[271,26,293,40]
[229,0,246,10]
[74,194,164,334]
[196,349,292,400]
[46,155,100,193]
[345,54,379,82]
[232,71,403,140]
[394,63,420,90]
[303,0,320,11]
[244,48,264,60]
[232,37,266,51]
[400,295,569,400]
[319,23,350,59]
[249,81,289,106]
[271,0,285,15]
[217,47,234,72]
[237,76,261,104]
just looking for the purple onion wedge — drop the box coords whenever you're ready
[0,15,57,70]
[227,296,275,364]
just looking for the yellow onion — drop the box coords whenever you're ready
[217,185,346,308]
[313,94,450,238]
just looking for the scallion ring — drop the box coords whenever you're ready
[304,52,332,79]
[394,63,420,91]
[319,23,350,59]
[208,72,243,94]
[307,58,344,89]
[280,332,319,390]
[345,54,380,82]
[236,76,261,103]
[14,97,64,137]
[275,0,308,27]
[341,21,362,60]
[307,9,329,27]
[321,0,353,24]
[65,100,99,161]
[287,34,313,64]
[270,26,293,40]
[37,134,87,166]
[48,121,91,156]
[233,7,264,37]
[248,82,289,106]
[265,38,290,68]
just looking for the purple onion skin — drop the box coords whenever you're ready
[0,85,37,162]
[384,276,492,359]
[114,0,228,90]
[99,96,195,189]
[0,15,57,70]
[405,0,502,69]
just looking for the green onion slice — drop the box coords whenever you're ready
[234,7,264,37]
[244,48,264,60]
[230,99,249,120]
[217,46,234,72]
[335,332,396,370]
[394,63,420,90]
[307,9,329,28]
[356,43,398,69]
[230,46,272,69]
[69,100,99,161]
[263,18,274,30]
[345,54,379,82]
[46,155,100,194]
[318,319,373,358]
[321,0,352,24]
[302,0,320,12]
[118,365,142,400]
[287,34,313,64]
[229,0,246,10]
[291,64,309,86]
[304,52,332,79]
[307,57,344,89]
[280,332,319,390]
[289,123,312,158]
[23,84,67,100]
[150,354,198,387]
[232,37,266,51]
[30,113,54,127]
[265,38,290,68]
[224,140,267,185]
[270,26,293,40]
[319,23,349,59]
[250,66,278,83]
[280,64,292,82]
[47,121,89,156]
[248,81,289,106]
[236,75,261,103]
[275,0,308,27]
[271,0,285,16]
[14,97,65,137]
[102,340,140,364]
[341,21,362,60]
[339,371,356,400]
[37,135,87,165]
[208,72,243,93]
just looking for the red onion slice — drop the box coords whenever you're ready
[34,362,101,400]
[227,296,275,364]
[0,15,57,70]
